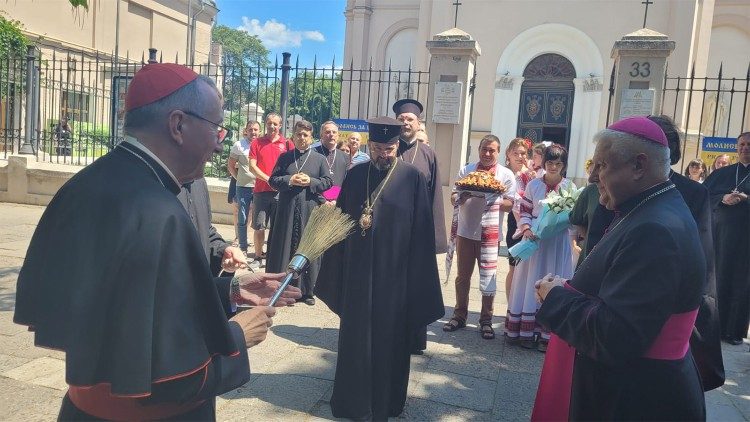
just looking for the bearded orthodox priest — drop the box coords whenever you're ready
[393,99,447,355]
[316,117,444,420]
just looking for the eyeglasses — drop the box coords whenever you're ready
[182,110,232,141]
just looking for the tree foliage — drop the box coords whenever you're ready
[0,14,29,62]
[258,70,342,134]
[212,25,270,114]
[68,0,88,9]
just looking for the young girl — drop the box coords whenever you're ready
[267,120,333,305]
[505,144,575,352]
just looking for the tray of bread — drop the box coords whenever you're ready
[455,171,508,194]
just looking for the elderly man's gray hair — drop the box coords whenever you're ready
[594,129,671,178]
[124,75,219,134]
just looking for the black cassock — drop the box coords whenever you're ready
[315,161,444,420]
[14,143,250,420]
[534,183,705,421]
[267,149,332,297]
[704,162,750,341]
[398,139,447,253]
[314,144,349,186]
[398,139,447,353]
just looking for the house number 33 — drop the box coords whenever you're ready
[629,62,651,78]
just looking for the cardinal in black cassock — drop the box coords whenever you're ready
[532,117,705,421]
[393,99,447,355]
[266,120,333,303]
[703,133,750,345]
[316,117,444,420]
[14,64,253,421]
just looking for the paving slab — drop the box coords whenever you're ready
[0,202,746,421]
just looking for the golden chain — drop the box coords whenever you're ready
[365,159,399,210]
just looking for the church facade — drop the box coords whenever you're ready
[342,0,750,178]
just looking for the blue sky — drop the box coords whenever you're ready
[215,0,347,67]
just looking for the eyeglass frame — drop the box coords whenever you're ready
[181,110,231,140]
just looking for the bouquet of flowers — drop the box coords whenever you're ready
[508,185,582,261]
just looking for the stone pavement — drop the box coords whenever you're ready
[0,201,748,421]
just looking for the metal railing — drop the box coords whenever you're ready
[1,47,430,178]
[605,61,750,172]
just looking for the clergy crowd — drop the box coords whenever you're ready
[11,61,750,421]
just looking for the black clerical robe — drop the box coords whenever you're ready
[533,183,705,421]
[178,178,236,316]
[315,161,444,420]
[398,139,447,353]
[704,162,750,341]
[267,149,332,298]
[14,143,250,420]
[398,139,447,253]
[314,144,349,186]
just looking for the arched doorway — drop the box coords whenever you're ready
[517,54,576,148]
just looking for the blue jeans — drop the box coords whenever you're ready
[236,186,254,250]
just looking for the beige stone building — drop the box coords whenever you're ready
[5,0,217,64]
[1,0,219,153]
[343,0,750,178]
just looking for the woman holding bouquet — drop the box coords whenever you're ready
[505,144,575,352]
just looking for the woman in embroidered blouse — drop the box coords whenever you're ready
[504,138,532,301]
[505,143,576,352]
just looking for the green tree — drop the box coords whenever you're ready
[0,14,29,62]
[68,0,88,8]
[212,25,270,116]
[258,70,342,134]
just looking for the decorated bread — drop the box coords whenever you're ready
[455,171,507,193]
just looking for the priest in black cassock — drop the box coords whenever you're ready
[393,99,447,355]
[394,99,447,253]
[315,120,350,187]
[266,120,333,305]
[315,117,444,420]
[532,116,705,421]
[649,114,724,390]
[13,63,300,421]
[704,132,750,346]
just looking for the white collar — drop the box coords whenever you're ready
[123,136,181,187]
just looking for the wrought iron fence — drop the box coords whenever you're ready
[606,62,750,172]
[0,46,430,178]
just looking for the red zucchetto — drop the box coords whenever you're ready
[125,63,198,112]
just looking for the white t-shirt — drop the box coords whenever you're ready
[455,162,517,241]
[230,138,256,187]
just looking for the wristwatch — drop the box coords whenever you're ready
[230,276,242,305]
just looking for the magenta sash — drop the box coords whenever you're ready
[322,185,341,201]
[532,298,699,421]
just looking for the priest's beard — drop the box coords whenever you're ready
[373,156,395,170]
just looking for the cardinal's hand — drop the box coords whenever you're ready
[234,272,302,307]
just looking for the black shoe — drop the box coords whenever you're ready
[410,350,425,356]
[727,338,744,345]
[304,297,316,306]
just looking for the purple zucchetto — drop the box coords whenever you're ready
[607,116,668,147]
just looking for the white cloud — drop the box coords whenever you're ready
[239,17,325,48]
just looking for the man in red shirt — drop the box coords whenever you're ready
[249,112,292,268]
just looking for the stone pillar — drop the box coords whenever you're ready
[340,0,373,118]
[425,28,480,238]
[610,28,675,123]
[425,28,481,186]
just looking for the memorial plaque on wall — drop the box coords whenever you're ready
[432,81,463,124]
[619,89,654,119]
